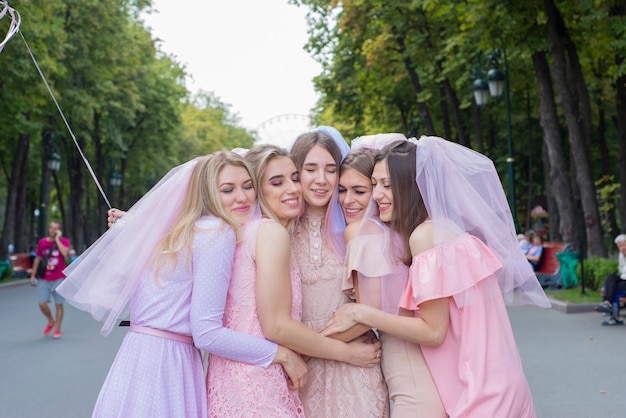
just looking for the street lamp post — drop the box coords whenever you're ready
[109,170,122,188]
[38,130,61,239]
[108,159,122,206]
[473,48,519,231]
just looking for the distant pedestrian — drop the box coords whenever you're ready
[525,233,544,271]
[29,221,70,339]
[594,234,626,326]
[518,231,533,254]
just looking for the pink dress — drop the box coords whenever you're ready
[293,214,389,417]
[93,216,277,418]
[344,218,446,417]
[207,219,305,417]
[400,233,537,418]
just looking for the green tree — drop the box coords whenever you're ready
[293,0,621,257]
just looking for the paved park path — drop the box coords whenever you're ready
[1,280,625,417]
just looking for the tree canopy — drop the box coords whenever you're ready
[0,0,256,255]
[291,0,626,257]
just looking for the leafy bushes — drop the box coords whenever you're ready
[0,261,13,280]
[578,258,618,291]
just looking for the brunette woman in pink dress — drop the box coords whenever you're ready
[58,152,306,418]
[290,128,389,417]
[207,145,384,417]
[322,137,551,417]
[339,134,446,417]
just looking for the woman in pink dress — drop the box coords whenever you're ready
[207,145,384,417]
[338,134,446,417]
[322,137,551,417]
[290,128,390,417]
[58,152,306,418]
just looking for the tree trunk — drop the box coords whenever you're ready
[532,51,577,242]
[562,22,593,155]
[68,137,86,252]
[93,112,107,239]
[443,78,469,147]
[616,70,626,235]
[611,2,626,234]
[596,97,620,237]
[438,84,452,140]
[0,134,29,259]
[16,135,31,252]
[542,140,561,241]
[393,33,436,135]
[544,0,606,256]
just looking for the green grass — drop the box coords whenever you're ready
[544,286,600,304]
[0,276,30,285]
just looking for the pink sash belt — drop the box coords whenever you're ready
[130,324,193,345]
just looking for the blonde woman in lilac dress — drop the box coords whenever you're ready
[59,152,306,418]
[290,128,390,417]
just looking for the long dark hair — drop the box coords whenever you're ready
[376,140,428,265]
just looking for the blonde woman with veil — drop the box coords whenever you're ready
[58,152,305,417]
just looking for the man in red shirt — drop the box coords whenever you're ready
[29,221,70,339]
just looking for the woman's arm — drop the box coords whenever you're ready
[321,299,449,347]
[190,223,278,366]
[255,221,381,368]
[325,323,372,342]
[320,222,450,347]
[190,223,307,387]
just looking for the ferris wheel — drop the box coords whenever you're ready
[255,114,312,149]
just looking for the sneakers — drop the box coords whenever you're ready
[594,302,612,314]
[602,317,624,326]
[52,330,61,339]
[43,323,55,336]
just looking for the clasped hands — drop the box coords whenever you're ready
[319,304,382,366]
[319,304,359,337]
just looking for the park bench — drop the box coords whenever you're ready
[9,252,33,278]
[535,242,574,289]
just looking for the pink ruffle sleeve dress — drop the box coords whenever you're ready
[399,233,537,418]
[344,217,446,417]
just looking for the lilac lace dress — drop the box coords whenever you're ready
[292,214,389,417]
[93,216,278,418]
[207,219,305,417]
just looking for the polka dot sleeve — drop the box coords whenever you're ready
[190,218,277,367]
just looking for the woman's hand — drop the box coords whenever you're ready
[319,303,360,337]
[107,208,127,228]
[274,346,308,390]
[343,334,382,368]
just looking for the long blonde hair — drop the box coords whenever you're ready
[153,151,256,274]
[245,144,298,230]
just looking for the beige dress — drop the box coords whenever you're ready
[292,214,389,417]
[343,219,446,418]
